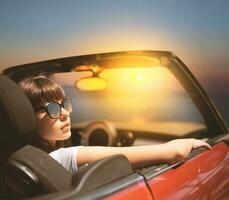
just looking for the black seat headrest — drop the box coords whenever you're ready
[0,75,36,154]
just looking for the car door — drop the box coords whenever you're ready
[86,174,153,200]
[141,139,229,200]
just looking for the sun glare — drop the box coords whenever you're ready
[100,67,171,91]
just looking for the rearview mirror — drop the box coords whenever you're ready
[75,76,106,91]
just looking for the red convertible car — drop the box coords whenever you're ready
[0,50,228,199]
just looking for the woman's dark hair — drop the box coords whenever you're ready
[19,75,65,111]
[19,75,65,153]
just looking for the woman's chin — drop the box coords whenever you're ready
[62,130,71,139]
[48,129,72,141]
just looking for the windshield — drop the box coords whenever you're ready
[54,66,206,137]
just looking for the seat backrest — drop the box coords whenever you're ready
[1,145,73,198]
[72,154,133,195]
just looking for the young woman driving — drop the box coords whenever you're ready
[19,75,211,174]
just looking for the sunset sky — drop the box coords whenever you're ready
[0,0,229,94]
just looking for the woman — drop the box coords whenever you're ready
[19,75,211,174]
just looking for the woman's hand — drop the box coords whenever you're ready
[165,138,211,164]
[192,139,211,150]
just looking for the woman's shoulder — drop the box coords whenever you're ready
[49,146,81,157]
[49,146,82,173]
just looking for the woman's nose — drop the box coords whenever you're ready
[59,107,70,120]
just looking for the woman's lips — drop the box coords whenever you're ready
[61,122,71,133]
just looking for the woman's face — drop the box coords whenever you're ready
[35,100,72,142]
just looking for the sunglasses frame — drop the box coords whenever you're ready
[37,98,72,119]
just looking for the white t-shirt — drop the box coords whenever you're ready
[49,146,80,174]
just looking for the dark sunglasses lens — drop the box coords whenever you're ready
[63,98,72,112]
[47,102,61,118]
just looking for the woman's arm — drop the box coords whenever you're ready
[77,138,211,167]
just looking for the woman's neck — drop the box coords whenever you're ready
[30,135,58,153]
[48,140,56,147]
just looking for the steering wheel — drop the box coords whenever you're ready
[80,121,117,146]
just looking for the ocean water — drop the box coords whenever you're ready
[64,85,229,130]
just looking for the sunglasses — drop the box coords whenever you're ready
[37,98,72,119]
